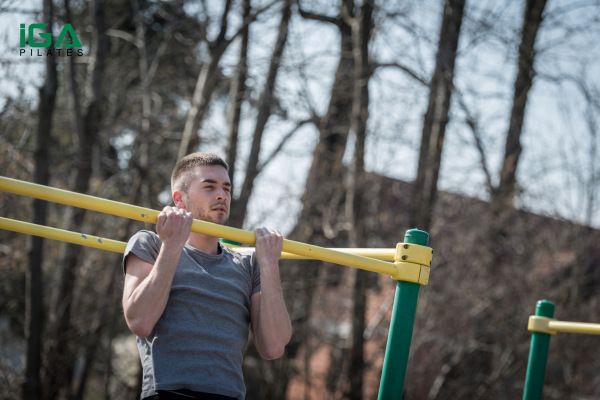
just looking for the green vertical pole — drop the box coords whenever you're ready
[523,300,555,400]
[378,228,429,399]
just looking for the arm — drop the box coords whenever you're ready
[122,206,192,337]
[250,228,292,360]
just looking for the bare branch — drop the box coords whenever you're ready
[147,30,172,86]
[297,0,340,25]
[106,29,137,46]
[372,62,428,86]
[223,0,280,46]
[214,0,233,45]
[257,118,313,172]
[454,89,495,195]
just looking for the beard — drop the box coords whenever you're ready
[192,207,229,225]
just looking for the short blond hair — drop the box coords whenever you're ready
[171,152,229,192]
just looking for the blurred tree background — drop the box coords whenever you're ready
[1,0,599,399]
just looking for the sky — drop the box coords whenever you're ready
[1,0,599,235]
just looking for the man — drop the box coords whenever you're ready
[122,152,292,400]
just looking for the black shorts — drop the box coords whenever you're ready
[143,389,236,400]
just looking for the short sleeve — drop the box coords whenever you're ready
[250,252,261,295]
[122,230,161,274]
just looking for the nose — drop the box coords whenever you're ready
[215,186,229,200]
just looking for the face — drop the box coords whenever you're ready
[173,165,231,224]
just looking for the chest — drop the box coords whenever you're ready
[170,252,252,311]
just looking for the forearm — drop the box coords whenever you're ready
[255,263,292,357]
[124,244,182,336]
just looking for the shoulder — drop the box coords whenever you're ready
[122,230,161,274]
[129,229,160,244]
[126,230,161,250]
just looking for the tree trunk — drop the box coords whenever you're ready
[45,0,109,397]
[134,0,152,207]
[229,0,291,228]
[280,2,356,397]
[487,0,547,263]
[492,0,547,211]
[485,0,547,305]
[73,259,117,400]
[177,0,234,160]
[22,0,57,398]
[243,3,357,397]
[345,1,373,398]
[292,16,355,245]
[409,0,466,232]
[72,0,154,396]
[474,4,547,397]
[225,0,251,189]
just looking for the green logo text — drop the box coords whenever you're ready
[19,23,82,48]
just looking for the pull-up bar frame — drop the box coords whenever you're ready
[0,215,397,260]
[0,175,433,399]
[0,176,433,282]
[523,300,600,400]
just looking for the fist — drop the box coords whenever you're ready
[255,227,283,268]
[156,206,193,248]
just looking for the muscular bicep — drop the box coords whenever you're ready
[122,253,153,308]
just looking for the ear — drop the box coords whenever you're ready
[172,190,187,209]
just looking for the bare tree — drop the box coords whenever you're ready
[491,0,547,212]
[132,0,152,208]
[409,0,466,232]
[279,0,357,397]
[344,1,373,399]
[486,0,547,277]
[292,0,356,244]
[229,0,292,228]
[22,0,57,398]
[45,0,109,396]
[177,0,240,160]
[226,0,251,188]
[177,1,278,160]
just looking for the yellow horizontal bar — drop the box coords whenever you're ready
[230,247,395,261]
[0,217,126,253]
[528,316,600,335]
[548,320,600,335]
[1,216,396,262]
[0,176,404,278]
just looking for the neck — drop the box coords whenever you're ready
[187,232,220,255]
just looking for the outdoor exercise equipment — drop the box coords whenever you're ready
[0,175,433,398]
[523,299,600,400]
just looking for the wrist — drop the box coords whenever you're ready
[257,256,278,268]
[160,241,185,256]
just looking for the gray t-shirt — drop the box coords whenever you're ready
[123,230,261,400]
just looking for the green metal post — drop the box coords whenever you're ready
[523,300,555,400]
[378,228,429,399]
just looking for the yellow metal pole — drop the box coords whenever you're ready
[232,247,395,261]
[0,217,126,253]
[528,315,600,335]
[548,320,600,335]
[0,216,397,262]
[0,176,399,276]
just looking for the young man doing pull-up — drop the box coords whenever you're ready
[122,152,292,400]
